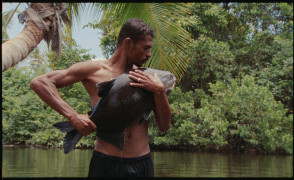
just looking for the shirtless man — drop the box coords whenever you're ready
[30,18,171,177]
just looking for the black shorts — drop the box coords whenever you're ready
[88,150,154,177]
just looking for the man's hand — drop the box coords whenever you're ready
[129,69,171,132]
[69,114,97,136]
[129,69,165,94]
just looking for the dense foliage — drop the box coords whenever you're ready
[2,41,97,148]
[2,3,293,154]
[149,77,292,154]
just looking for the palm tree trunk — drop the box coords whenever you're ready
[2,20,51,72]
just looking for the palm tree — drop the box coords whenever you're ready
[2,3,192,80]
[2,9,19,43]
[91,3,193,80]
[2,3,71,72]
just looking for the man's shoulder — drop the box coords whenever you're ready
[68,60,106,75]
[75,59,106,67]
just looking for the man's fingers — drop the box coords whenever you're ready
[81,115,97,135]
[135,70,151,79]
[130,82,144,88]
[81,131,88,136]
[134,69,144,74]
[130,71,146,78]
[129,74,146,83]
[90,121,97,131]
[85,121,96,134]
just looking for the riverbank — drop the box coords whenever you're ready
[3,144,292,155]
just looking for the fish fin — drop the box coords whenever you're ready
[88,98,103,119]
[53,121,82,154]
[53,121,74,133]
[139,111,152,124]
[96,79,115,97]
[87,110,93,116]
[96,131,125,150]
[63,129,83,154]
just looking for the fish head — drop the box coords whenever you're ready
[161,72,176,95]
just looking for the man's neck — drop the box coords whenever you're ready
[108,48,133,72]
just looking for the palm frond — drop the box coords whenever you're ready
[98,3,192,81]
[2,7,21,41]
[3,3,21,30]
[67,3,84,33]
[67,3,101,32]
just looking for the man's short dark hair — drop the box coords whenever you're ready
[117,18,154,47]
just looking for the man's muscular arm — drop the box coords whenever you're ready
[152,87,171,132]
[129,70,171,132]
[30,61,97,136]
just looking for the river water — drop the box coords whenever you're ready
[2,147,293,177]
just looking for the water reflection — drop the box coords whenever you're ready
[2,147,293,177]
[152,151,293,177]
[3,147,92,177]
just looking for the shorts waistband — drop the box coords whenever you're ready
[93,150,151,163]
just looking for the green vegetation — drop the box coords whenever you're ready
[2,3,293,154]
[2,41,95,148]
[149,77,292,154]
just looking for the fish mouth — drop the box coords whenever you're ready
[166,76,176,95]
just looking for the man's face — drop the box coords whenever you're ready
[129,35,153,67]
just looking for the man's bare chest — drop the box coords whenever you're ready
[82,69,123,106]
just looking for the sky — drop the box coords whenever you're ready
[3,3,105,60]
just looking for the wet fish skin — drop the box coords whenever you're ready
[53,68,176,154]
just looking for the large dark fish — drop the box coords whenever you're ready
[53,68,176,154]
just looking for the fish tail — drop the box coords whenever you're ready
[53,121,83,154]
